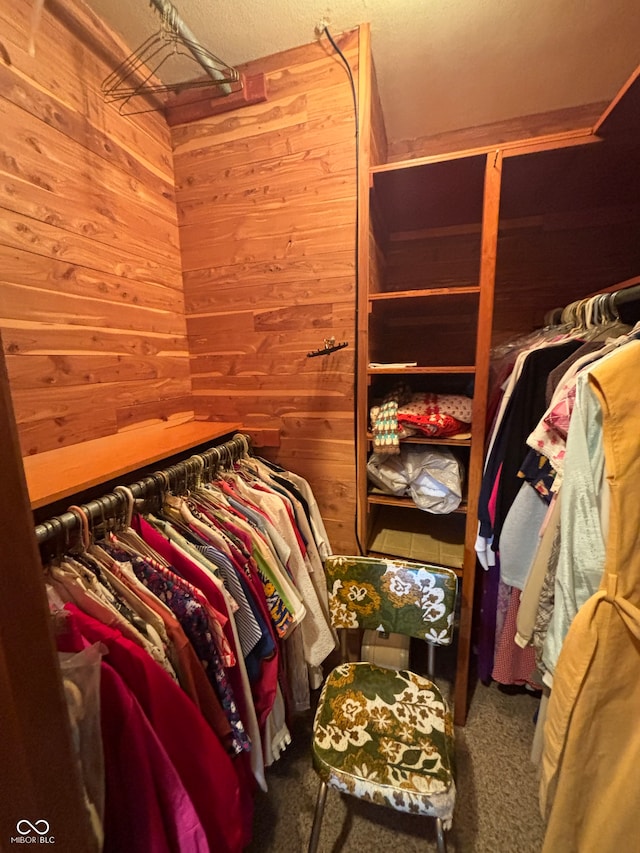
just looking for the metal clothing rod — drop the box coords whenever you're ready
[148,0,233,95]
[34,432,252,547]
[613,282,640,306]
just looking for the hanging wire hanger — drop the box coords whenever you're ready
[102,0,240,115]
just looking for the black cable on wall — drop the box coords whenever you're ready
[322,26,365,556]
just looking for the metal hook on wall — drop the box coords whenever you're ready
[307,337,349,358]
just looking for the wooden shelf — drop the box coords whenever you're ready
[23,419,241,509]
[367,433,471,447]
[367,493,468,514]
[595,63,640,140]
[367,551,464,577]
[368,365,476,375]
[369,286,480,301]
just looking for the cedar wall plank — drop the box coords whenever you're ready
[0,0,192,456]
[172,32,361,549]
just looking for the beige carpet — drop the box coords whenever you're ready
[247,680,546,852]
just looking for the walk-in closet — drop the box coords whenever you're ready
[1,0,639,851]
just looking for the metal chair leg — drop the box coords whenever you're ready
[308,780,328,853]
[435,818,447,853]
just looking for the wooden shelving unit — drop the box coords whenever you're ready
[357,145,500,725]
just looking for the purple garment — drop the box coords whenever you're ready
[476,559,500,683]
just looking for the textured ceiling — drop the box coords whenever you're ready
[85,0,640,144]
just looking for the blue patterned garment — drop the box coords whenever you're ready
[101,541,251,755]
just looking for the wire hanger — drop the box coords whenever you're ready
[102,0,240,115]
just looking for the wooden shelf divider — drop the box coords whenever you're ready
[367,365,476,375]
[367,433,471,447]
[369,286,481,301]
[367,493,468,514]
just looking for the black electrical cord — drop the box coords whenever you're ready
[323,26,365,556]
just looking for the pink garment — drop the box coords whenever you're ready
[488,463,502,527]
[101,662,208,853]
[65,604,245,853]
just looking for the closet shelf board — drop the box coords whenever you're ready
[367,433,472,447]
[368,366,476,375]
[23,420,241,509]
[367,493,468,514]
[369,286,481,301]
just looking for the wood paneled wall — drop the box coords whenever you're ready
[172,31,361,553]
[0,0,191,457]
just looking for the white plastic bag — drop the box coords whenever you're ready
[403,446,464,513]
[367,446,464,513]
[366,452,410,496]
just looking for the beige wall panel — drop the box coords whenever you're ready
[0,0,191,456]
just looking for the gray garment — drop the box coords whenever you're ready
[499,481,548,590]
[545,341,604,405]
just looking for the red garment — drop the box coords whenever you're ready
[135,517,258,844]
[108,562,234,748]
[100,662,209,853]
[65,603,245,853]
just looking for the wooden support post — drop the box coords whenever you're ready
[453,150,502,726]
[0,333,96,851]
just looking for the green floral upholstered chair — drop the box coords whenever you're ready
[308,555,458,853]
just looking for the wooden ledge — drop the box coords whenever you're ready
[23,419,241,509]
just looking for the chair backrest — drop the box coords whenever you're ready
[325,555,458,646]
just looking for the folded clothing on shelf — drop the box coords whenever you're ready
[370,387,472,453]
[397,393,472,438]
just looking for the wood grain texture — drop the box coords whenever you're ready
[23,419,240,509]
[388,101,608,162]
[0,0,191,455]
[172,30,361,551]
[0,335,96,851]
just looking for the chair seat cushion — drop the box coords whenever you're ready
[312,662,456,826]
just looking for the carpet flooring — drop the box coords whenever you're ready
[247,677,546,852]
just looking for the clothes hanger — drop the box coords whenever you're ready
[67,505,91,553]
[102,1,240,115]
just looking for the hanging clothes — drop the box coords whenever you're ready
[41,444,335,853]
[540,339,640,853]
